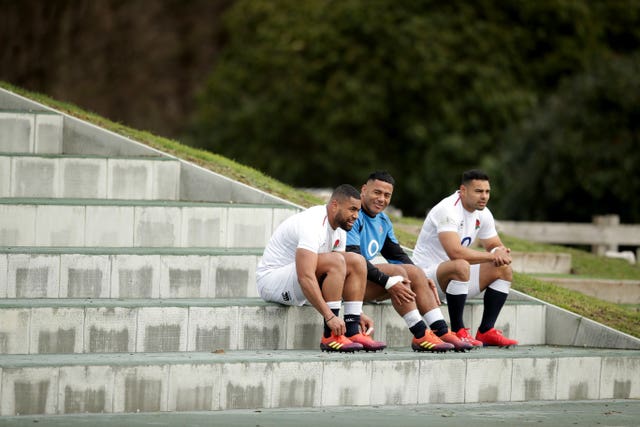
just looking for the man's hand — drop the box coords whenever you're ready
[387,278,416,306]
[490,246,512,267]
[326,315,346,336]
[427,277,441,305]
[359,312,375,334]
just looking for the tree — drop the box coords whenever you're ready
[189,0,640,218]
[494,52,640,223]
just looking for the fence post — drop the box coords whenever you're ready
[592,214,619,255]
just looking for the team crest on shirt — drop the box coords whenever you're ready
[333,239,340,249]
[475,219,480,230]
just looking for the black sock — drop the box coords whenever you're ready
[429,319,449,337]
[409,320,428,339]
[478,288,508,333]
[344,313,361,337]
[446,292,467,332]
[323,308,340,338]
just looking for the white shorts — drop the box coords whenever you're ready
[256,264,308,306]
[422,263,482,299]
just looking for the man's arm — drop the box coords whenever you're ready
[346,244,389,287]
[380,237,413,265]
[439,231,499,264]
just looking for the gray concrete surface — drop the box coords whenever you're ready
[0,347,638,415]
[0,400,638,426]
[537,276,640,304]
[0,199,296,248]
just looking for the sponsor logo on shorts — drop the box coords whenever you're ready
[282,291,291,302]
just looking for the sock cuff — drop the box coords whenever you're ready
[343,301,363,315]
[402,309,423,328]
[447,280,469,295]
[488,279,511,294]
[326,301,342,310]
[423,308,445,325]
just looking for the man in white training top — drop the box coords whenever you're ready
[412,169,518,347]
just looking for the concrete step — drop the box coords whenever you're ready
[0,199,297,248]
[0,154,180,200]
[0,346,638,415]
[0,111,62,155]
[510,251,572,274]
[0,297,545,355]
[536,276,640,304]
[3,400,640,427]
[0,247,261,299]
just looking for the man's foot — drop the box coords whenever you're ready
[455,328,483,348]
[475,328,518,348]
[439,331,474,352]
[347,333,387,352]
[320,334,364,352]
[411,330,455,352]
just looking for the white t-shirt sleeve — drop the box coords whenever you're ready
[434,204,459,233]
[477,208,498,240]
[296,215,321,253]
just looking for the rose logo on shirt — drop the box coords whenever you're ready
[475,219,480,230]
[333,239,340,249]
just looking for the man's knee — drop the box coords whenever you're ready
[343,252,367,276]
[318,252,347,278]
[497,264,513,282]
[441,259,471,282]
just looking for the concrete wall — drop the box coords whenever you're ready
[0,348,638,415]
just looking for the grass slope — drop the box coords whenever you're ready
[3,81,638,338]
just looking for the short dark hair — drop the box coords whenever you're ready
[462,169,489,185]
[367,171,395,186]
[330,184,361,202]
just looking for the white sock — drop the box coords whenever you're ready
[402,309,423,328]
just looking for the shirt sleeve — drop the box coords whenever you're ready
[381,236,413,265]
[477,208,498,240]
[346,244,389,287]
[296,214,320,253]
[434,204,458,233]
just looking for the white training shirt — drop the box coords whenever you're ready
[256,204,346,278]
[412,191,498,268]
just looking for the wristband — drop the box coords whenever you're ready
[325,315,336,322]
[385,275,404,290]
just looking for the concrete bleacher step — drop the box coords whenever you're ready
[0,110,63,155]
[0,346,638,415]
[0,200,297,248]
[0,298,545,355]
[0,247,261,299]
[0,153,180,200]
[2,90,638,422]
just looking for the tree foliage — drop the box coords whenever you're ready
[189,0,640,218]
[0,0,232,138]
[495,52,640,222]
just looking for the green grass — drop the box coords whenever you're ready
[513,272,640,338]
[3,81,639,339]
